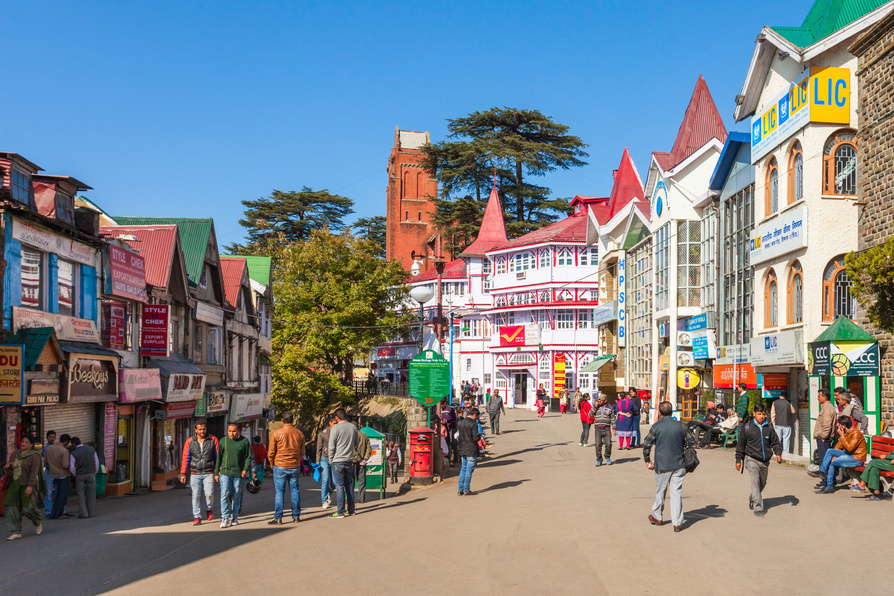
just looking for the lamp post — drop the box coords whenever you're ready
[409,285,435,354]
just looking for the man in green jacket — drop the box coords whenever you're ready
[215,423,253,528]
[353,421,372,504]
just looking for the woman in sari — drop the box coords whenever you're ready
[4,435,44,541]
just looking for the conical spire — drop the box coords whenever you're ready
[609,147,645,209]
[666,75,727,170]
[460,183,508,257]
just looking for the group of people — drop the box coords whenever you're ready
[3,431,102,541]
[578,387,646,461]
[459,380,486,405]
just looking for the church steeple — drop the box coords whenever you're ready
[460,183,508,257]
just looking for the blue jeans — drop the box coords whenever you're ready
[273,466,301,520]
[43,469,53,512]
[458,456,477,493]
[190,473,215,519]
[819,449,862,489]
[774,425,792,454]
[632,416,642,446]
[219,475,244,522]
[50,477,70,519]
[320,458,333,505]
[331,461,355,516]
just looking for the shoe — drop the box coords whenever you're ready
[807,470,824,478]
[230,519,239,526]
[458,491,464,496]
[496,431,501,435]
[816,487,835,494]
[293,517,300,523]
[850,485,867,492]
[346,511,355,516]
[464,491,477,496]
[648,515,664,526]
[673,525,683,532]
[595,461,602,467]
[267,519,283,525]
[606,459,612,465]
[6,534,21,541]
[814,481,826,489]
[220,519,231,528]
[206,510,213,521]
[748,500,754,510]
[321,502,331,509]
[35,524,42,536]
[583,444,590,447]
[330,513,344,519]
[193,518,202,526]
[579,443,583,447]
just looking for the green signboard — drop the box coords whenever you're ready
[194,394,207,417]
[808,340,879,377]
[408,350,450,406]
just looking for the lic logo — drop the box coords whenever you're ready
[765,336,777,350]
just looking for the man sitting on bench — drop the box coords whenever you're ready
[687,409,718,447]
[809,416,866,494]
[699,408,739,448]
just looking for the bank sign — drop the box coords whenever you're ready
[750,203,806,266]
[751,67,851,163]
[808,340,879,377]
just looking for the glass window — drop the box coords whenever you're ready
[557,249,573,266]
[539,250,550,268]
[208,326,223,365]
[21,248,43,310]
[788,262,803,324]
[789,143,803,204]
[194,323,204,363]
[677,220,701,307]
[655,224,670,310]
[556,310,574,329]
[580,249,589,266]
[720,184,755,346]
[628,237,653,391]
[58,260,76,317]
[482,259,492,274]
[766,158,778,215]
[11,169,33,205]
[578,309,591,329]
[823,131,857,196]
[198,267,208,290]
[823,256,854,321]
[483,277,491,293]
[765,271,778,328]
[496,257,506,275]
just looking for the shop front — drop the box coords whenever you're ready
[113,368,163,495]
[230,392,264,441]
[808,318,882,452]
[0,344,26,464]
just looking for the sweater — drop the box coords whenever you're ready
[215,436,253,477]
[591,403,617,428]
[328,421,359,463]
[735,419,782,464]
[45,442,72,478]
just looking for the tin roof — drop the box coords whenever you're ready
[414,257,467,282]
[459,185,509,257]
[811,316,876,343]
[220,257,248,308]
[99,225,180,288]
[496,211,589,250]
[113,217,214,285]
[8,327,56,371]
[771,0,890,47]
[223,255,271,287]
[654,76,727,172]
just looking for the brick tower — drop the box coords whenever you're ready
[386,127,438,271]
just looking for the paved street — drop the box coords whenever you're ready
[3,409,893,595]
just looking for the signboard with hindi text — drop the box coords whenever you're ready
[408,350,450,407]
[0,345,25,404]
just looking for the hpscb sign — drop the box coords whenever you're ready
[751,67,851,163]
[618,253,626,348]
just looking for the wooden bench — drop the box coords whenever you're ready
[849,435,894,494]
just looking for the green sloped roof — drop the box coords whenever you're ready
[114,217,213,285]
[8,327,55,371]
[770,0,889,47]
[812,316,876,343]
[224,255,271,286]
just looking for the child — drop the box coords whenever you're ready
[251,436,268,484]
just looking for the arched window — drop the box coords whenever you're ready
[764,270,778,328]
[766,157,779,215]
[787,261,803,324]
[788,142,803,204]
[823,131,857,196]
[822,256,855,321]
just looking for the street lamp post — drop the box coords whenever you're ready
[409,285,435,354]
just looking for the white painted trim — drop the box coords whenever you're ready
[667,139,725,177]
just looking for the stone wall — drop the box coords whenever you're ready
[852,12,894,423]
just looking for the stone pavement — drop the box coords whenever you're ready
[2,409,893,595]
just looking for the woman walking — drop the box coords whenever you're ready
[615,391,639,450]
[536,384,547,417]
[4,435,44,541]
[579,393,594,446]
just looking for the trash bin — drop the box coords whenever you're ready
[96,472,108,498]
[549,397,561,412]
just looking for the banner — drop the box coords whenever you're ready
[105,244,147,303]
[498,325,525,347]
[119,368,163,403]
[808,340,879,377]
[0,345,24,404]
[102,300,126,349]
[141,305,169,356]
[713,363,757,389]
[554,354,566,391]
[750,203,807,267]
[13,307,100,344]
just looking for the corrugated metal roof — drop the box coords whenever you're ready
[496,212,589,250]
[770,0,890,47]
[664,76,727,171]
[223,255,271,287]
[99,225,179,288]
[114,217,213,285]
[459,185,509,257]
[414,257,467,282]
[8,327,55,371]
[220,257,247,307]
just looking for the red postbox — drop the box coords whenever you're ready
[409,427,435,485]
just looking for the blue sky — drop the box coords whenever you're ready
[4,1,811,246]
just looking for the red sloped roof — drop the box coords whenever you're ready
[99,225,178,288]
[497,212,589,250]
[220,257,248,308]
[655,75,727,171]
[414,257,467,282]
[459,185,508,257]
[573,148,648,226]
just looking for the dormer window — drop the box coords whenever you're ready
[482,259,492,275]
[11,169,33,205]
[557,249,573,266]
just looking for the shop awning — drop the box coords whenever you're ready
[147,354,204,377]
[8,327,61,371]
[811,316,875,343]
[59,341,121,358]
[580,355,615,373]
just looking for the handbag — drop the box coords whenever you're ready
[0,452,14,491]
[684,443,700,473]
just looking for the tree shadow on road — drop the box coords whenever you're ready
[684,504,728,528]
[481,479,530,493]
[763,495,799,510]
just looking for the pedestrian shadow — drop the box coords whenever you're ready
[497,430,522,434]
[684,504,728,528]
[763,495,799,509]
[477,458,522,468]
[488,443,566,460]
[481,479,530,493]
[609,457,640,464]
[341,497,427,516]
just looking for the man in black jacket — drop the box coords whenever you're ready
[457,408,481,496]
[642,401,694,532]
[735,403,782,517]
[179,420,220,525]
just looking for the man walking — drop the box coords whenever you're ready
[735,404,782,517]
[457,408,482,496]
[267,412,306,524]
[70,438,99,519]
[44,434,72,519]
[770,392,796,454]
[629,388,643,447]
[353,421,372,504]
[179,420,219,525]
[592,395,617,466]
[316,416,334,509]
[328,408,359,518]
[487,390,505,435]
[215,423,253,528]
[40,431,56,513]
[814,389,837,466]
[642,401,694,532]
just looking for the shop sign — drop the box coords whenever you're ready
[498,325,540,347]
[105,244,147,303]
[618,253,626,348]
[751,67,851,163]
[118,368,163,403]
[713,363,757,389]
[206,390,230,415]
[67,354,119,402]
[26,378,61,405]
[593,300,618,326]
[104,402,117,467]
[808,340,879,377]
[761,373,789,391]
[194,395,206,417]
[156,401,197,420]
[692,330,717,360]
[230,393,263,421]
[750,203,807,266]
[0,345,24,404]
[195,302,224,327]
[101,301,126,349]
[165,373,206,403]
[12,218,95,266]
[716,344,750,365]
[677,368,700,390]
[13,307,100,344]
[750,329,803,367]
[678,313,714,332]
[376,347,396,358]
[25,394,61,405]
[658,347,670,371]
[140,305,169,356]
[554,354,566,391]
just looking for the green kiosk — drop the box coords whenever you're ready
[359,425,386,500]
[807,317,882,455]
